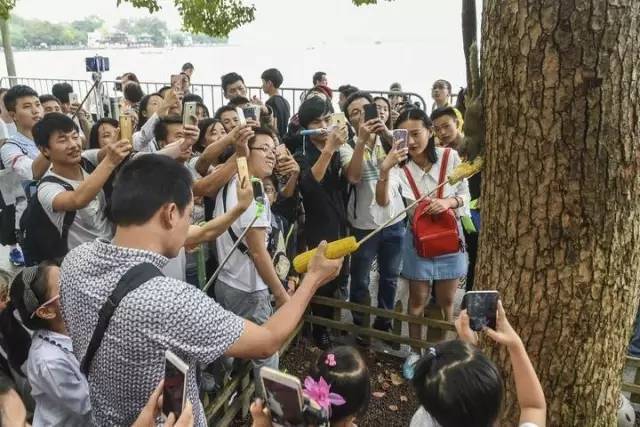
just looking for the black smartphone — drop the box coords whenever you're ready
[162,350,188,419]
[251,178,265,205]
[462,291,499,332]
[363,103,378,122]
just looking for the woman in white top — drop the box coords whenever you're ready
[409,302,546,427]
[376,108,470,378]
[10,262,92,427]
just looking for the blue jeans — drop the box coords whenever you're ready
[350,221,405,330]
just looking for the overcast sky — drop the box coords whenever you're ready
[12,0,481,45]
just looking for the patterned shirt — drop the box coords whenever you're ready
[60,239,245,426]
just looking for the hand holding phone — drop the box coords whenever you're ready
[462,291,499,332]
[119,114,134,145]
[162,350,188,420]
[363,103,379,122]
[251,178,265,205]
[182,101,198,127]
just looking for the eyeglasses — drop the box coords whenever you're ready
[30,294,60,319]
[250,145,276,156]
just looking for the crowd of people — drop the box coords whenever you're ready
[0,62,547,426]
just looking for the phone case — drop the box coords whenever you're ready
[236,157,250,185]
[183,102,198,126]
[119,115,133,142]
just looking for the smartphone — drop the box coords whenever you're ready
[392,129,409,150]
[242,105,258,122]
[251,177,265,205]
[330,112,347,130]
[260,367,304,427]
[69,93,80,105]
[462,291,499,332]
[170,74,184,92]
[162,350,188,419]
[363,103,378,122]
[235,107,247,127]
[182,101,198,127]
[275,144,288,159]
[119,114,133,143]
[236,156,250,186]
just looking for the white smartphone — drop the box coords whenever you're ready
[69,92,80,104]
[162,350,189,419]
[236,107,247,127]
[330,112,347,128]
[260,367,304,427]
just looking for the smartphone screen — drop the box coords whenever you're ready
[363,103,378,122]
[162,357,186,418]
[392,129,408,150]
[242,106,258,122]
[170,74,183,92]
[262,377,304,426]
[252,178,265,205]
[463,291,499,332]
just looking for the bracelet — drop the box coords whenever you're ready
[455,197,463,208]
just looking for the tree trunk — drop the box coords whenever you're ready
[0,17,16,85]
[477,0,640,425]
[461,0,477,96]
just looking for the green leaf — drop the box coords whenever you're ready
[0,0,16,19]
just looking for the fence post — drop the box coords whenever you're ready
[425,304,446,343]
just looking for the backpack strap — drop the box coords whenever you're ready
[437,148,451,199]
[80,157,96,174]
[402,166,422,200]
[38,176,76,245]
[222,181,249,255]
[80,262,163,377]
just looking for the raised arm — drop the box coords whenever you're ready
[376,140,408,207]
[311,125,347,183]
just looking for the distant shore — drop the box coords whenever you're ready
[0,43,227,53]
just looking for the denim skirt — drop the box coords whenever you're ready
[401,223,468,281]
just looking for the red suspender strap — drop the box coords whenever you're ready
[437,148,451,199]
[402,166,422,200]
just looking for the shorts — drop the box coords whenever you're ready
[401,225,468,281]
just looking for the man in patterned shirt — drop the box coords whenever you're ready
[59,154,343,426]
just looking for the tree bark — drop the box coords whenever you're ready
[477,0,640,425]
[461,0,477,96]
[0,17,16,85]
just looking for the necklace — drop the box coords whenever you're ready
[37,332,72,354]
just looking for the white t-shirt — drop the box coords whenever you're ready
[214,175,271,293]
[37,150,113,250]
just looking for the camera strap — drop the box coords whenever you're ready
[80,262,164,377]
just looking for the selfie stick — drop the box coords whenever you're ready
[71,77,101,121]
[201,199,266,294]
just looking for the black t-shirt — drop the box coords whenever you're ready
[266,95,291,137]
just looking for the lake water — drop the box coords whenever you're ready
[0,42,467,108]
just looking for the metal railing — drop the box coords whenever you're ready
[1,76,429,121]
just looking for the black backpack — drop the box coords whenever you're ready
[19,159,96,266]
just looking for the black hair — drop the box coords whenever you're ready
[338,84,359,98]
[261,68,284,88]
[3,85,39,112]
[432,79,452,92]
[248,127,276,148]
[221,72,245,95]
[182,62,194,72]
[39,94,61,106]
[412,340,503,427]
[137,93,163,131]
[373,96,393,129]
[309,346,370,423]
[430,106,458,123]
[312,71,327,86]
[395,108,437,164]
[0,261,59,376]
[33,112,79,148]
[110,154,194,226]
[122,72,140,83]
[214,105,237,120]
[183,93,203,104]
[153,115,183,146]
[180,71,191,83]
[195,118,223,153]
[123,81,144,104]
[89,118,119,149]
[228,96,251,108]
[298,96,331,129]
[342,91,373,116]
[51,82,74,104]
[158,86,172,98]
[197,103,210,119]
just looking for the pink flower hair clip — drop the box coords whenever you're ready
[303,376,346,412]
[325,353,337,367]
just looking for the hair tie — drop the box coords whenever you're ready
[427,347,437,358]
[325,353,336,367]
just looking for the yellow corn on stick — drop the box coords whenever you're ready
[293,237,359,274]
[293,159,483,274]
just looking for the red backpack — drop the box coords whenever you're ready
[403,148,461,258]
